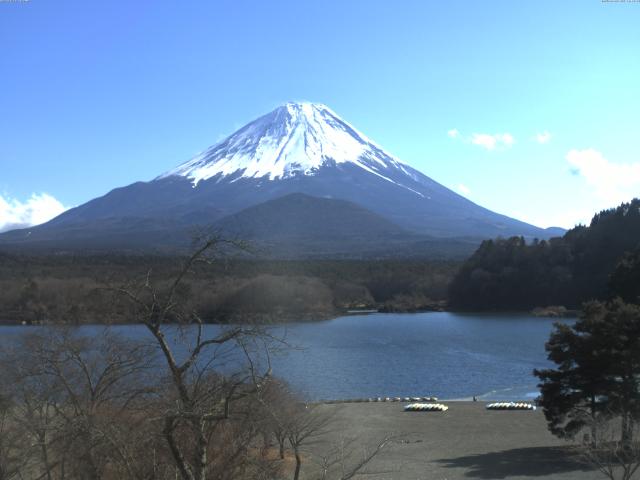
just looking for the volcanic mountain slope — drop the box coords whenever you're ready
[0,102,562,255]
[213,193,479,259]
[217,193,405,239]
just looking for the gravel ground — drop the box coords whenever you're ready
[301,401,605,480]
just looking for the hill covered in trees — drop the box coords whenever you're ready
[449,199,640,310]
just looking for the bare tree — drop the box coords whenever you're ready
[0,394,31,480]
[254,378,296,460]
[312,435,395,480]
[257,379,394,480]
[286,404,334,480]
[579,410,640,480]
[2,363,61,480]
[0,328,160,480]
[115,235,276,480]
[255,377,334,479]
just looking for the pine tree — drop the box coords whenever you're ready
[535,300,640,447]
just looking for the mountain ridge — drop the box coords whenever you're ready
[0,102,565,255]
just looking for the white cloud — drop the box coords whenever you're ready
[470,132,515,150]
[448,129,515,150]
[566,148,640,206]
[535,131,552,144]
[0,193,68,233]
[457,183,471,195]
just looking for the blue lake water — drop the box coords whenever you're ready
[0,312,570,401]
[267,312,570,401]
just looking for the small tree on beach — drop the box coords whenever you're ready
[579,409,640,480]
[535,299,640,457]
[534,316,612,441]
[256,378,394,480]
[311,435,394,480]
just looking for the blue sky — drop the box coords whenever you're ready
[1,0,639,230]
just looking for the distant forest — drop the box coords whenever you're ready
[4,200,640,324]
[449,199,640,310]
[0,254,458,325]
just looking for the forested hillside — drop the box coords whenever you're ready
[449,199,640,310]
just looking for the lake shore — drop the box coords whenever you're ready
[304,402,602,480]
[0,304,576,326]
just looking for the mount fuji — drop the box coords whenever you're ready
[0,102,562,257]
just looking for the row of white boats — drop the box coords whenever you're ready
[404,403,449,412]
[403,401,537,412]
[320,398,537,411]
[323,396,438,404]
[485,402,537,410]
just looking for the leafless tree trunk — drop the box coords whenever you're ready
[115,235,275,480]
[286,405,333,480]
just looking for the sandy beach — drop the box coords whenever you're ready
[303,401,604,480]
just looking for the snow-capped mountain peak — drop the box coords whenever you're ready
[2,102,560,251]
[159,102,412,186]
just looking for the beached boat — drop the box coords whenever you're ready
[404,403,448,412]
[486,402,536,410]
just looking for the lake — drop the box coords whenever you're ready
[268,312,571,401]
[0,312,569,401]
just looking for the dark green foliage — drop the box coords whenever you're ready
[609,247,640,303]
[534,308,614,440]
[449,236,575,310]
[535,300,640,444]
[449,199,640,310]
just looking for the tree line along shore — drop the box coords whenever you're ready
[0,255,456,325]
[2,199,640,325]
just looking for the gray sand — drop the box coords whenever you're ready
[302,402,605,480]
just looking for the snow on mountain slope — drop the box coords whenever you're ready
[159,102,422,194]
[0,101,565,253]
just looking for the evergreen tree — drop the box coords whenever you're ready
[534,315,611,440]
[449,199,640,310]
[535,299,640,447]
[610,248,640,303]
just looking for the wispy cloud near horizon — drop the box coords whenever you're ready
[567,148,640,206]
[0,193,68,233]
